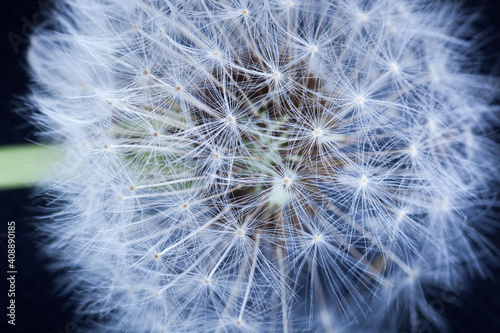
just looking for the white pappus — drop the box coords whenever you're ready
[27,0,499,332]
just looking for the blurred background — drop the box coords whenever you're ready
[1,0,499,332]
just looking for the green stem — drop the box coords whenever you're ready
[0,144,63,190]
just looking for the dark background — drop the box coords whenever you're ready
[0,1,499,332]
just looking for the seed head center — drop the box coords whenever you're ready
[314,128,323,136]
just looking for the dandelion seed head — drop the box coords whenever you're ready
[27,0,499,332]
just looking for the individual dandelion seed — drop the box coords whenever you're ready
[26,0,499,332]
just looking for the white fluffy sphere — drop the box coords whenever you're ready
[28,0,499,332]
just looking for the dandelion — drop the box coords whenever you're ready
[27,0,498,332]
